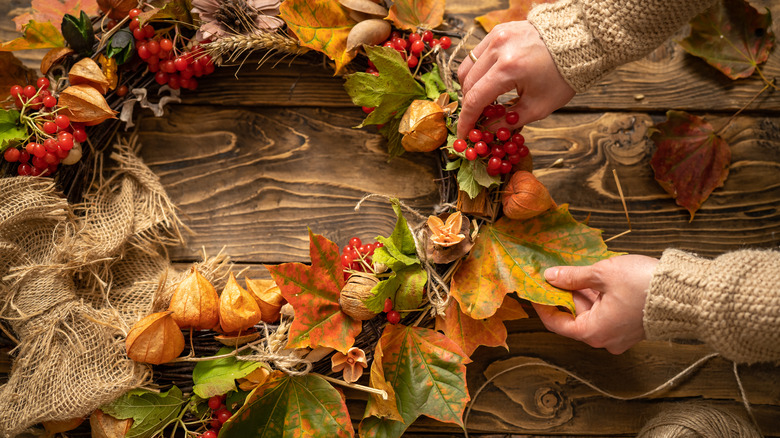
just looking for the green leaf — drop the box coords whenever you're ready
[60,11,93,55]
[192,347,263,399]
[444,159,461,171]
[0,20,64,51]
[421,64,446,100]
[106,28,135,64]
[359,325,470,437]
[679,0,774,80]
[0,110,26,150]
[219,372,354,438]
[344,45,426,128]
[100,386,186,438]
[373,201,419,271]
[456,159,501,200]
[366,264,427,312]
[378,115,405,159]
[450,205,620,319]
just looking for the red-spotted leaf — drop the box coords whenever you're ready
[387,0,445,32]
[12,0,99,31]
[266,229,362,353]
[679,0,774,80]
[450,205,619,319]
[435,295,528,358]
[279,0,356,74]
[219,371,354,438]
[359,325,470,438]
[475,0,556,32]
[650,110,730,220]
[0,21,64,51]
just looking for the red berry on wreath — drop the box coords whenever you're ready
[201,430,217,438]
[207,395,222,410]
[386,310,401,325]
[439,36,451,49]
[453,138,467,153]
[496,127,511,141]
[4,148,20,163]
[468,129,482,143]
[216,408,232,424]
[383,298,393,313]
[505,111,519,125]
[464,147,477,161]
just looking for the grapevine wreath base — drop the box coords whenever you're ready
[0,0,774,436]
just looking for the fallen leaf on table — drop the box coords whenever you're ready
[476,0,556,32]
[0,53,36,104]
[0,21,65,51]
[12,0,99,30]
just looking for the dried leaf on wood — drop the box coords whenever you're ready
[435,295,528,358]
[12,0,99,30]
[266,229,362,353]
[280,0,356,74]
[679,0,774,80]
[387,0,445,32]
[57,84,117,125]
[359,325,470,437]
[475,0,556,32]
[450,205,619,319]
[219,371,354,438]
[650,110,731,220]
[0,53,36,105]
[0,21,65,51]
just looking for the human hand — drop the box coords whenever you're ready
[532,255,659,354]
[456,21,575,140]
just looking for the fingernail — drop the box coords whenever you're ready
[544,268,558,281]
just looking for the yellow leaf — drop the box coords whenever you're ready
[0,20,65,51]
[387,0,445,32]
[476,0,556,32]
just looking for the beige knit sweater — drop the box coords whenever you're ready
[645,249,780,364]
[528,0,716,92]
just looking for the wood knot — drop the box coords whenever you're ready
[534,386,562,415]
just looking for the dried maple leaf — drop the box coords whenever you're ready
[450,205,619,319]
[679,0,774,80]
[476,0,556,32]
[12,0,99,31]
[650,110,731,220]
[266,229,363,353]
[387,0,444,32]
[280,0,357,74]
[435,295,528,358]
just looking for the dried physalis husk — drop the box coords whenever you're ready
[245,277,286,324]
[126,311,185,365]
[501,171,555,220]
[339,272,381,321]
[42,417,85,435]
[331,347,368,383]
[427,211,465,247]
[90,409,133,438]
[168,267,220,330]
[219,273,263,334]
[58,84,117,125]
[399,99,448,152]
[237,366,271,391]
[69,57,111,94]
[40,47,74,75]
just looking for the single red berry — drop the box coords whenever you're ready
[386,310,401,325]
[481,131,494,144]
[209,419,222,430]
[487,156,501,170]
[43,152,58,165]
[162,60,176,73]
[174,56,189,71]
[201,430,218,438]
[431,38,439,47]
[55,114,70,130]
[17,163,32,176]
[491,145,506,159]
[468,129,482,143]
[129,17,141,30]
[506,153,522,164]
[143,24,155,39]
[474,141,489,155]
[30,143,46,158]
[383,298,393,313]
[18,150,29,163]
[341,253,354,267]
[155,71,169,85]
[493,104,506,117]
[495,127,511,141]
[503,141,518,155]
[115,85,129,97]
[517,144,529,157]
[72,129,87,145]
[422,30,433,42]
[167,74,181,90]
[23,85,37,98]
[159,38,173,52]
[482,105,497,118]
[406,55,418,68]
[452,138,467,153]
[439,36,451,49]
[43,138,58,153]
[36,77,50,90]
[57,132,74,150]
[128,8,142,18]
[55,146,69,159]
[43,95,57,108]
[464,147,477,161]
[511,133,525,145]
[31,155,47,169]
[216,408,232,424]
[500,161,513,174]
[146,39,160,55]
[3,148,20,162]
[137,44,151,60]
[10,85,23,98]
[349,237,362,249]
[207,396,222,410]
[361,106,374,114]
[505,111,519,125]
[487,165,500,176]
[133,27,146,40]
[410,40,425,54]
[43,121,57,134]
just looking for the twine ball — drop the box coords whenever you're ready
[637,403,762,438]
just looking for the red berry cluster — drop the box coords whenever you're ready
[453,104,528,176]
[129,8,215,91]
[200,394,233,438]
[383,298,400,324]
[340,237,384,281]
[3,77,86,176]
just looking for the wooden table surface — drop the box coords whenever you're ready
[3,0,780,436]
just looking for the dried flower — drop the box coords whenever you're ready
[219,273,263,334]
[427,211,466,247]
[331,347,368,383]
[126,311,185,364]
[245,277,286,323]
[192,0,284,41]
[168,267,220,330]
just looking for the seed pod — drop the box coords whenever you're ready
[501,171,555,220]
[219,273,263,334]
[346,19,392,52]
[399,99,448,152]
[58,84,117,125]
[331,347,368,383]
[126,311,185,364]
[245,277,286,324]
[339,272,381,321]
[168,267,219,330]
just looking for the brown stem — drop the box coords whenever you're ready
[715,79,774,137]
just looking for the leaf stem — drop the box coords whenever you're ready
[316,373,388,400]
[715,78,774,137]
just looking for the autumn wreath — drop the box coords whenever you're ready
[0,0,774,436]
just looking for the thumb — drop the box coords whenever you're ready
[531,302,579,339]
[544,265,602,291]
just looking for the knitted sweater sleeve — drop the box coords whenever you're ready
[527,0,716,92]
[644,249,780,364]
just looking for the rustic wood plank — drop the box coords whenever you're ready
[137,105,442,263]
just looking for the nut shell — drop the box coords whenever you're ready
[339,272,381,320]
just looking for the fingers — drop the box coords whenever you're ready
[531,302,583,340]
[544,265,605,292]
[457,71,517,139]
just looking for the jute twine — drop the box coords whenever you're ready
[0,137,218,436]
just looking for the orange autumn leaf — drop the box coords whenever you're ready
[57,84,117,125]
[476,0,556,32]
[12,0,99,31]
[0,52,37,102]
[279,0,357,75]
[387,0,444,32]
[0,21,65,51]
[435,295,528,358]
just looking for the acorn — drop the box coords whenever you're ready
[339,272,381,321]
